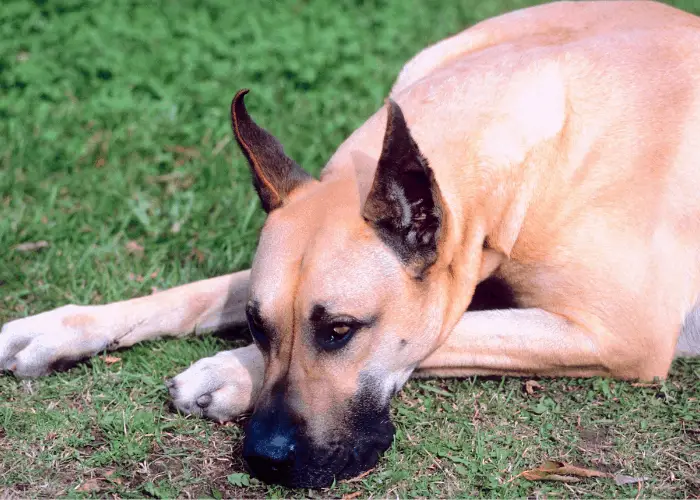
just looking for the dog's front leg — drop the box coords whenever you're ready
[415,308,620,379]
[0,270,251,377]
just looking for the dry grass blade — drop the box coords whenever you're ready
[14,241,49,252]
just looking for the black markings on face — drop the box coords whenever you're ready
[339,373,396,477]
[246,299,273,351]
[309,304,330,324]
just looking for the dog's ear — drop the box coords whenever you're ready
[363,99,445,278]
[231,89,312,212]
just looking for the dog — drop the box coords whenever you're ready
[2,0,700,489]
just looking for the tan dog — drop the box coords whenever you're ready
[2,0,700,488]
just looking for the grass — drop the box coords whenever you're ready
[0,0,698,497]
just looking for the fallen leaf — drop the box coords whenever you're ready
[552,462,610,478]
[614,474,649,486]
[342,492,362,500]
[519,460,611,483]
[125,240,144,255]
[631,382,660,388]
[75,479,100,492]
[103,355,121,365]
[15,241,49,252]
[529,473,582,483]
[525,380,543,395]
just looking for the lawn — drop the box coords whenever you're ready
[1,0,699,497]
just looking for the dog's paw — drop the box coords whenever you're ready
[0,305,110,377]
[167,345,264,422]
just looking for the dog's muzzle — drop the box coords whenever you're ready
[242,386,395,488]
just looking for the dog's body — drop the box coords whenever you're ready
[2,0,700,488]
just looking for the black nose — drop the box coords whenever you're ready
[244,430,296,474]
[242,407,299,482]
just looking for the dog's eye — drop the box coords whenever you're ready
[316,322,356,351]
[246,309,270,351]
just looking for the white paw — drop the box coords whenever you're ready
[0,305,111,377]
[167,345,264,422]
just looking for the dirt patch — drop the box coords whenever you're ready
[578,426,613,453]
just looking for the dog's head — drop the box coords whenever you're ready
[231,90,477,487]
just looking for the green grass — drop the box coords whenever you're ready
[0,0,699,497]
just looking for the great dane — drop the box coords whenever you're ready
[2,0,700,488]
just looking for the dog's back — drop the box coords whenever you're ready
[393,0,700,94]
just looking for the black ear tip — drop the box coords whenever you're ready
[385,98,407,127]
[234,88,250,100]
[231,89,251,119]
[385,97,397,113]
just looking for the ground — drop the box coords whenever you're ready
[0,0,699,497]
